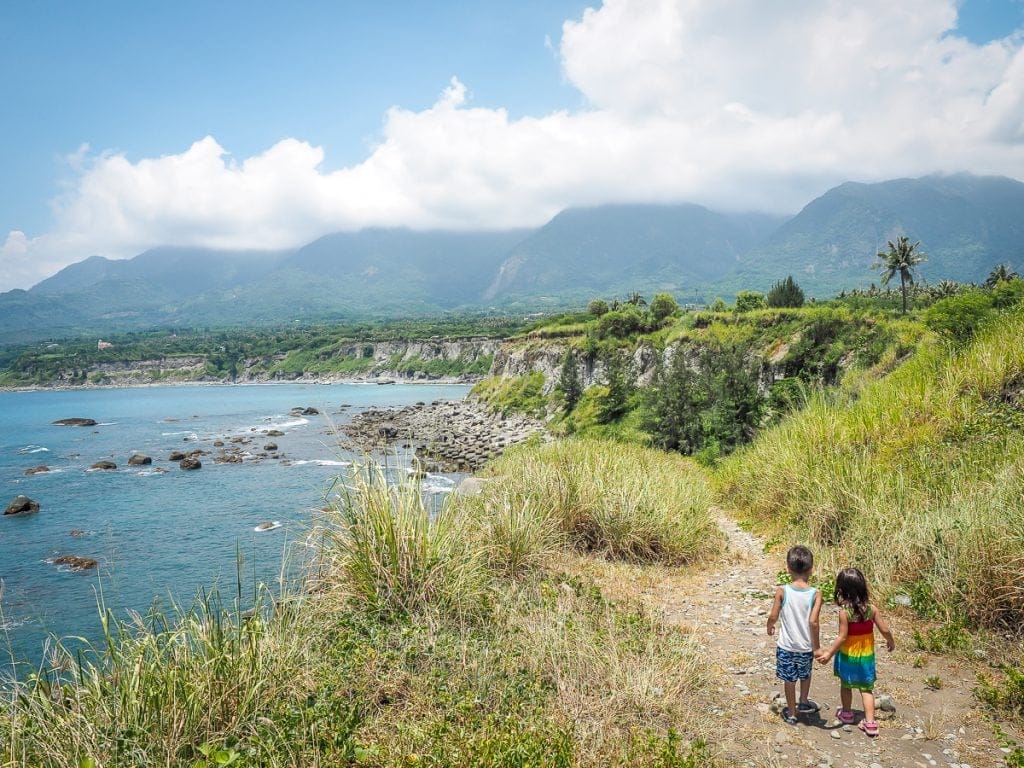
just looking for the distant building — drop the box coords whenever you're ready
[97,340,113,350]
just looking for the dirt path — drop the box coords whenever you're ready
[632,511,1015,767]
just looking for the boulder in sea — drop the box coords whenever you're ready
[169,451,186,461]
[51,418,97,427]
[213,440,225,447]
[263,442,277,451]
[90,461,117,471]
[265,429,285,437]
[53,555,97,571]
[127,453,152,466]
[179,457,202,471]
[5,495,40,515]
[254,521,281,532]
[69,529,86,537]
[302,407,319,415]
[24,465,50,476]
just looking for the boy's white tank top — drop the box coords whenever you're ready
[778,584,817,653]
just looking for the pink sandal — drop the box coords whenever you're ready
[836,708,855,725]
[859,721,879,737]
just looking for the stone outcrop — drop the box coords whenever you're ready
[127,453,152,466]
[90,461,117,471]
[53,555,97,571]
[52,418,97,426]
[24,465,50,475]
[179,457,202,470]
[169,451,186,461]
[5,495,40,515]
[341,398,545,472]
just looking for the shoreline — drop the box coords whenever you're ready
[0,373,484,395]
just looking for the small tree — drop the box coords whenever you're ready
[557,350,583,413]
[650,293,680,324]
[766,276,805,308]
[874,235,926,314]
[597,349,632,423]
[587,298,609,317]
[734,290,767,312]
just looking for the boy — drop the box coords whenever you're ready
[766,545,822,724]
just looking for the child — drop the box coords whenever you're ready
[767,545,823,724]
[816,567,896,737]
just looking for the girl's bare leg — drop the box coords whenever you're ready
[861,690,875,722]
[840,686,853,714]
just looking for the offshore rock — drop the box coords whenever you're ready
[24,465,50,475]
[127,453,152,466]
[52,418,97,427]
[5,495,40,515]
[179,457,202,470]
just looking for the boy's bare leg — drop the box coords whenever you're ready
[799,676,812,705]
[784,681,797,716]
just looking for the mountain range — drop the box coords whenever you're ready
[2,173,1022,343]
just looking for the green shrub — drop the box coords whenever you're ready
[924,290,994,343]
[766,276,805,308]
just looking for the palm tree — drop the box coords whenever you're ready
[985,263,1018,287]
[873,236,927,314]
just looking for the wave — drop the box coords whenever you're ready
[290,459,351,467]
[254,521,282,532]
[18,445,49,454]
[161,430,199,438]
[422,483,455,495]
[95,422,118,426]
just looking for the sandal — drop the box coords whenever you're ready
[782,708,799,725]
[835,708,856,725]
[797,699,819,713]
[859,721,879,737]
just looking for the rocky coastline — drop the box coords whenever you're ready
[340,397,546,472]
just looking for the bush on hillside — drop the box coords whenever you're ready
[734,290,767,312]
[924,290,994,343]
[766,276,805,308]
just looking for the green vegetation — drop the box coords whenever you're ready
[0,316,519,387]
[1,444,719,767]
[873,235,927,314]
[719,306,1024,632]
[472,371,547,418]
[766,275,805,308]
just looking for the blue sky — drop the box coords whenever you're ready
[1,0,1023,289]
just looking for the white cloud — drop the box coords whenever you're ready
[3,0,1023,290]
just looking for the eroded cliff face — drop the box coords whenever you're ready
[490,339,666,393]
[39,340,503,387]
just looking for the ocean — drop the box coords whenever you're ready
[0,382,470,665]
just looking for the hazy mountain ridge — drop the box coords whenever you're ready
[2,174,1022,343]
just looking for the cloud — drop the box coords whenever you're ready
[3,0,1023,290]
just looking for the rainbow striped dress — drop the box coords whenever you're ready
[833,606,876,691]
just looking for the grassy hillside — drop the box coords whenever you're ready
[719,306,1024,632]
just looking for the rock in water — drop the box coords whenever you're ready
[179,457,202,470]
[168,451,186,461]
[53,555,97,571]
[51,418,97,427]
[5,495,40,515]
[127,453,152,466]
[24,465,50,475]
[263,443,277,451]
[90,461,117,471]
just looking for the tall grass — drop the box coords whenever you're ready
[0,589,330,767]
[317,463,487,618]
[720,309,1024,629]
[471,439,722,566]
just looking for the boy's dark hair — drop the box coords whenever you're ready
[835,567,870,622]
[786,545,814,577]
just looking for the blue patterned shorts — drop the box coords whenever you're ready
[776,647,813,682]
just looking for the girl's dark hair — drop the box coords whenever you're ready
[834,567,870,622]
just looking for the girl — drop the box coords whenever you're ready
[816,567,895,737]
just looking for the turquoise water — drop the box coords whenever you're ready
[0,383,469,664]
